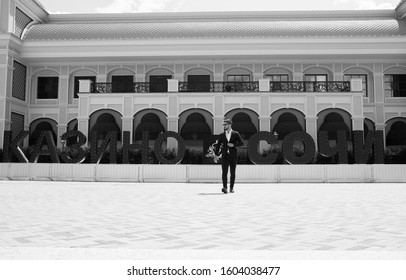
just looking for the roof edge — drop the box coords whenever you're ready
[46,9,397,24]
[396,0,406,18]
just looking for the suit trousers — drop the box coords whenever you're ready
[221,154,237,190]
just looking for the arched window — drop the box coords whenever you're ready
[387,121,406,146]
[91,113,121,141]
[273,113,303,140]
[181,113,211,140]
[134,113,165,140]
[29,120,57,145]
[319,112,351,140]
[231,112,257,140]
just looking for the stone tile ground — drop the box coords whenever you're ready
[0,181,405,259]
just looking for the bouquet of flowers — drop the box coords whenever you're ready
[205,140,222,163]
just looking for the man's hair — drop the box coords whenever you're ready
[223,119,232,125]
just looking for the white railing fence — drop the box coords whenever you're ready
[0,163,405,183]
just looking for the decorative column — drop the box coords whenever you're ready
[352,94,364,132]
[373,64,386,146]
[57,124,67,148]
[57,73,69,148]
[77,93,90,145]
[253,73,263,81]
[173,73,184,82]
[213,116,225,135]
[333,63,343,81]
[0,52,13,148]
[77,117,89,146]
[305,117,318,148]
[306,94,318,147]
[213,73,223,82]
[0,0,14,33]
[259,116,272,151]
[375,123,386,147]
[293,64,303,82]
[135,74,145,83]
[121,117,133,142]
[166,116,179,149]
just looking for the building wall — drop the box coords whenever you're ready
[1,0,406,150]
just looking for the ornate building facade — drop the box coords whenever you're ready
[1,0,406,151]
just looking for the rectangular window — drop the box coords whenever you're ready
[187,75,210,92]
[74,76,96,98]
[12,60,27,101]
[305,74,327,92]
[149,75,172,92]
[112,75,133,93]
[266,74,289,92]
[385,75,406,97]
[11,112,25,140]
[265,74,289,82]
[37,77,59,99]
[227,75,250,82]
[344,74,368,96]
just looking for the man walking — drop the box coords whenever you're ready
[214,119,244,194]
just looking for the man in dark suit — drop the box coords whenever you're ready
[214,119,244,194]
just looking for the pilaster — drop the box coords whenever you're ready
[305,116,318,149]
[77,117,89,146]
[57,124,67,148]
[213,116,225,135]
[352,116,364,131]
[166,116,179,149]
[0,52,13,148]
[122,116,134,142]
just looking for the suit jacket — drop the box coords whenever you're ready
[215,130,244,161]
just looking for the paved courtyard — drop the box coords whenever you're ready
[0,180,405,259]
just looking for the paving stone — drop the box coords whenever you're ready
[0,181,405,252]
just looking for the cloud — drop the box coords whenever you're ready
[357,0,396,9]
[96,0,183,13]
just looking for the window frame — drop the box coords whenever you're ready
[37,76,59,99]
[385,74,406,98]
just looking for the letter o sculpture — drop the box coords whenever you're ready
[282,131,316,164]
[154,131,186,164]
[247,131,278,164]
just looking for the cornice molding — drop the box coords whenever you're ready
[47,10,397,24]
[15,0,48,23]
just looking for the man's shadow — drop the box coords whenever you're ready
[198,193,225,195]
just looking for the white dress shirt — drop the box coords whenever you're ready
[225,129,232,142]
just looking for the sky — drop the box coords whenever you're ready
[37,0,402,14]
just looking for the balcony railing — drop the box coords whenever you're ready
[91,82,150,93]
[178,81,259,92]
[269,81,350,92]
[88,81,351,93]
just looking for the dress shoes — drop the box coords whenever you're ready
[221,187,228,194]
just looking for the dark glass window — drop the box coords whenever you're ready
[112,75,133,93]
[266,74,289,92]
[344,74,368,96]
[149,75,172,92]
[187,75,210,92]
[227,75,250,82]
[305,74,327,82]
[305,74,327,92]
[37,77,58,99]
[266,74,289,82]
[74,76,96,98]
[385,75,406,97]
